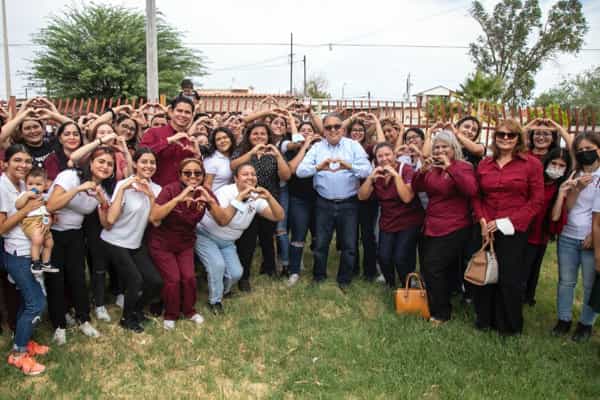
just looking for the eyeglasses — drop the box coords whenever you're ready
[533,131,553,138]
[495,131,519,140]
[181,170,204,177]
[351,128,365,133]
[324,124,342,131]
[405,135,421,141]
[121,124,136,132]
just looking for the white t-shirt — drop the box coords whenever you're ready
[562,168,600,240]
[49,170,103,231]
[197,183,268,241]
[101,178,162,249]
[591,170,600,213]
[0,174,31,256]
[15,192,50,217]
[203,151,232,192]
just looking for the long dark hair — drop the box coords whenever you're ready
[528,129,559,153]
[53,121,83,172]
[571,131,600,171]
[236,122,274,155]
[206,127,235,158]
[76,146,117,195]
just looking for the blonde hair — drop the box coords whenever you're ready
[491,119,527,159]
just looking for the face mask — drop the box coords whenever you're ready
[545,166,566,180]
[575,150,599,166]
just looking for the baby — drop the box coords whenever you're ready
[15,167,58,274]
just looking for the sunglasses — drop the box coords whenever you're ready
[181,170,204,178]
[324,124,342,131]
[495,131,519,140]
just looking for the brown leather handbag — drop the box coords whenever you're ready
[394,272,431,320]
[464,236,498,286]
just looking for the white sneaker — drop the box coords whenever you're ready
[287,273,300,287]
[95,306,111,322]
[79,321,101,338]
[53,328,66,346]
[189,313,204,325]
[375,274,386,284]
[163,320,176,330]
[65,312,77,327]
[115,294,125,309]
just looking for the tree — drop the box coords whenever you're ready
[469,0,588,105]
[456,70,504,106]
[535,66,600,109]
[29,4,206,98]
[304,75,331,99]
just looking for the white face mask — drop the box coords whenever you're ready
[545,166,566,180]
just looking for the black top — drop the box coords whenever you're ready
[232,149,280,198]
[285,149,316,201]
[24,140,54,169]
[463,148,482,168]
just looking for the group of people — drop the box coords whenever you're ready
[0,87,598,376]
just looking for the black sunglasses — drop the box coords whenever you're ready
[324,124,342,131]
[181,170,204,177]
[495,131,519,140]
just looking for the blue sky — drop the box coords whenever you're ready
[2,0,599,100]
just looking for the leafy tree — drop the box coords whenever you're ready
[535,66,600,109]
[456,70,504,106]
[304,75,331,99]
[29,4,206,98]
[469,0,587,105]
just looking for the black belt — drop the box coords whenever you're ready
[318,195,357,204]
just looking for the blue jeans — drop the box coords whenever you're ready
[288,195,316,275]
[313,196,358,284]
[378,225,420,287]
[557,234,598,325]
[275,185,290,267]
[354,198,378,278]
[3,252,46,352]
[195,227,243,304]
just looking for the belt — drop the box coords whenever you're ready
[318,195,357,204]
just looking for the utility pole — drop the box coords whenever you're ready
[405,73,413,102]
[1,0,11,99]
[303,55,307,97]
[289,33,293,95]
[145,0,159,102]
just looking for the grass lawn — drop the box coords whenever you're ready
[0,242,599,399]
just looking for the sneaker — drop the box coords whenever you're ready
[65,312,77,328]
[189,313,204,325]
[41,263,59,273]
[119,318,144,334]
[163,320,176,330]
[26,341,49,356]
[7,352,45,376]
[79,321,101,338]
[53,328,66,346]
[30,261,44,275]
[375,274,386,284]
[208,302,224,316]
[115,294,125,309]
[287,273,300,287]
[238,279,251,292]
[551,319,572,336]
[95,306,111,322]
[571,322,592,343]
[429,317,447,327]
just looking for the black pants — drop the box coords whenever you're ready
[421,227,470,321]
[353,198,378,279]
[83,212,110,307]
[523,243,548,304]
[103,241,163,319]
[46,229,90,328]
[237,215,277,280]
[472,231,529,335]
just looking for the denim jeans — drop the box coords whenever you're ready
[288,195,316,275]
[557,234,598,325]
[3,252,46,352]
[195,227,243,304]
[275,185,290,267]
[378,225,420,288]
[313,196,358,284]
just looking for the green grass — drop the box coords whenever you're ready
[0,242,599,399]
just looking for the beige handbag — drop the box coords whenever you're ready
[464,236,498,286]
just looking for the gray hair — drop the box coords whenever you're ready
[433,130,464,161]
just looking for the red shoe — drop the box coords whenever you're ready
[27,341,49,356]
[7,353,46,376]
